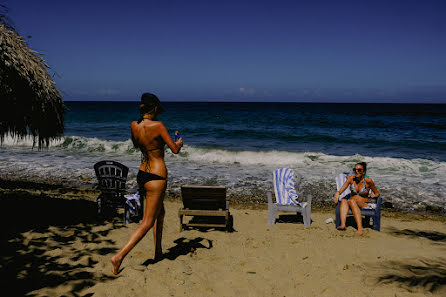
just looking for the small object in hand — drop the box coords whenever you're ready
[175,131,182,141]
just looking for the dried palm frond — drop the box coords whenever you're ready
[0,21,65,148]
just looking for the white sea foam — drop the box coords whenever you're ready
[1,135,445,213]
[172,146,314,166]
[1,135,63,147]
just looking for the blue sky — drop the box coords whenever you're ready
[4,0,446,102]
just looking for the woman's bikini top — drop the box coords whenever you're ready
[350,177,369,196]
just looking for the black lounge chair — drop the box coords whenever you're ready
[94,160,131,224]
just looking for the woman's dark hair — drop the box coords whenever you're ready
[140,103,155,115]
[356,162,367,172]
[139,93,164,115]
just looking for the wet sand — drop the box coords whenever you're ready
[1,181,445,297]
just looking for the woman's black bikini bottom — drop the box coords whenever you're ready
[137,170,166,186]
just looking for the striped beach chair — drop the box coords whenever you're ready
[267,168,312,226]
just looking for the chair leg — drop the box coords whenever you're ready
[303,206,311,227]
[179,214,183,232]
[268,207,277,225]
[123,204,130,224]
[372,215,381,231]
[225,214,233,232]
[335,203,341,228]
[227,215,233,232]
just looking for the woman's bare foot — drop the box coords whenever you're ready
[336,225,346,231]
[355,228,364,236]
[111,255,122,275]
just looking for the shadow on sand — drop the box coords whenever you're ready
[377,257,446,293]
[142,237,213,266]
[388,227,446,242]
[0,190,124,296]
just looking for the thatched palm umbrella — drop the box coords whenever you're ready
[0,20,65,148]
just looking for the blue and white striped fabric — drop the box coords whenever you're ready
[273,168,306,206]
[336,173,351,200]
[124,193,141,216]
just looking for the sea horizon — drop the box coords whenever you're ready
[62,99,446,104]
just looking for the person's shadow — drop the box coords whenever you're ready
[142,237,213,266]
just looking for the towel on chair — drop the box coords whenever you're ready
[124,193,141,217]
[336,173,351,200]
[273,168,307,207]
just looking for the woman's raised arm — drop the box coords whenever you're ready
[158,122,183,154]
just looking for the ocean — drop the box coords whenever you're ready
[1,102,445,214]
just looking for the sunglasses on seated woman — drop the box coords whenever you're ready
[353,168,363,172]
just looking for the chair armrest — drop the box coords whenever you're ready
[375,196,382,212]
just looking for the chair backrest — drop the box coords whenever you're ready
[273,168,299,205]
[181,185,227,210]
[336,173,351,199]
[94,160,129,194]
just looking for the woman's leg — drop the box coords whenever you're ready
[111,180,167,275]
[348,195,369,236]
[337,199,349,230]
[153,203,165,260]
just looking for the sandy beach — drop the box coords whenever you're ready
[1,180,445,297]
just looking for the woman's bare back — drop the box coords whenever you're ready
[131,119,167,177]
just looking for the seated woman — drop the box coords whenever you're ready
[333,162,380,236]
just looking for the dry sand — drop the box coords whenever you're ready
[1,185,445,297]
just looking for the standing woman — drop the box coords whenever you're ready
[111,93,183,275]
[333,162,380,236]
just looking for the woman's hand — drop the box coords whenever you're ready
[333,192,340,204]
[176,138,183,148]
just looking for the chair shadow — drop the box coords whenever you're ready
[276,214,311,225]
[181,215,236,233]
[388,227,446,242]
[376,257,446,293]
[0,190,123,296]
[142,237,213,266]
